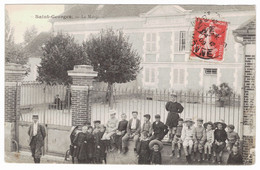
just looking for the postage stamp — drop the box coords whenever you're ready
[190,17,228,61]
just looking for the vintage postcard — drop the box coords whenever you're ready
[4,3,256,165]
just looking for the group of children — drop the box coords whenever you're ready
[170,118,242,165]
[69,109,243,165]
[69,110,168,164]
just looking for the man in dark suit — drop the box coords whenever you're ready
[150,114,169,141]
[28,114,46,163]
[122,111,141,154]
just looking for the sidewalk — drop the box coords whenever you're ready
[5,142,229,164]
[5,151,69,164]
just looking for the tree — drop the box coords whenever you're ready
[83,28,142,106]
[37,32,88,85]
[24,26,38,46]
[5,9,28,65]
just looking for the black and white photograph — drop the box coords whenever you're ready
[3,1,256,166]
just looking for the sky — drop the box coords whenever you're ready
[5,5,64,43]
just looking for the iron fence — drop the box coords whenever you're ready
[19,82,243,136]
[19,82,71,126]
[91,87,243,136]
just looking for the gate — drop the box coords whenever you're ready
[19,82,72,126]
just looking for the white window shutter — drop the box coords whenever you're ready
[145,68,150,82]
[179,69,185,84]
[174,31,179,53]
[173,69,179,84]
[151,68,155,82]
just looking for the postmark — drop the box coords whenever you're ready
[190,17,228,61]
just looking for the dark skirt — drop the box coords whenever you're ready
[166,112,180,128]
[213,142,226,153]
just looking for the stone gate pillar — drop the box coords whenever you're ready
[5,63,26,152]
[233,17,256,164]
[68,65,98,126]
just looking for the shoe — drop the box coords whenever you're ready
[212,156,216,164]
[203,154,207,161]
[170,150,175,157]
[208,154,212,162]
[177,150,180,158]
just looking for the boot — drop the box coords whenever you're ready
[203,153,207,161]
[171,150,175,157]
[177,150,181,158]
[198,153,202,163]
[188,155,192,164]
[208,154,212,162]
[186,156,190,164]
[33,157,37,163]
[212,156,217,164]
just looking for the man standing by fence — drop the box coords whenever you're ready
[165,93,184,142]
[28,114,46,163]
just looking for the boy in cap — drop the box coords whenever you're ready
[122,111,141,154]
[193,118,206,162]
[28,114,46,163]
[212,120,227,164]
[165,93,184,142]
[171,118,183,158]
[150,114,169,141]
[115,113,128,153]
[136,131,151,164]
[149,140,163,164]
[226,124,240,152]
[93,120,101,134]
[181,118,195,164]
[203,121,215,161]
[94,124,106,163]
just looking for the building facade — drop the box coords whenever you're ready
[51,5,255,93]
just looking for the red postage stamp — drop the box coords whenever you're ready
[190,17,228,61]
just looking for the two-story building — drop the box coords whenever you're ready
[50,5,255,93]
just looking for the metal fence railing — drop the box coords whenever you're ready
[19,82,71,126]
[19,82,243,136]
[91,87,243,137]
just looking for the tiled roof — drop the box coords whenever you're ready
[50,4,255,22]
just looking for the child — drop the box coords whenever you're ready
[227,146,243,165]
[150,114,169,141]
[93,120,101,134]
[165,93,184,142]
[115,113,128,153]
[213,120,227,164]
[194,118,206,162]
[203,121,215,161]
[73,126,88,163]
[141,114,153,136]
[171,118,183,158]
[136,131,151,164]
[102,110,119,152]
[149,140,163,164]
[86,126,95,163]
[181,118,195,164]
[227,124,240,152]
[94,124,105,164]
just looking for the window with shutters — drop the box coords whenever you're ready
[173,68,185,85]
[144,67,156,83]
[145,33,157,53]
[179,31,186,51]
